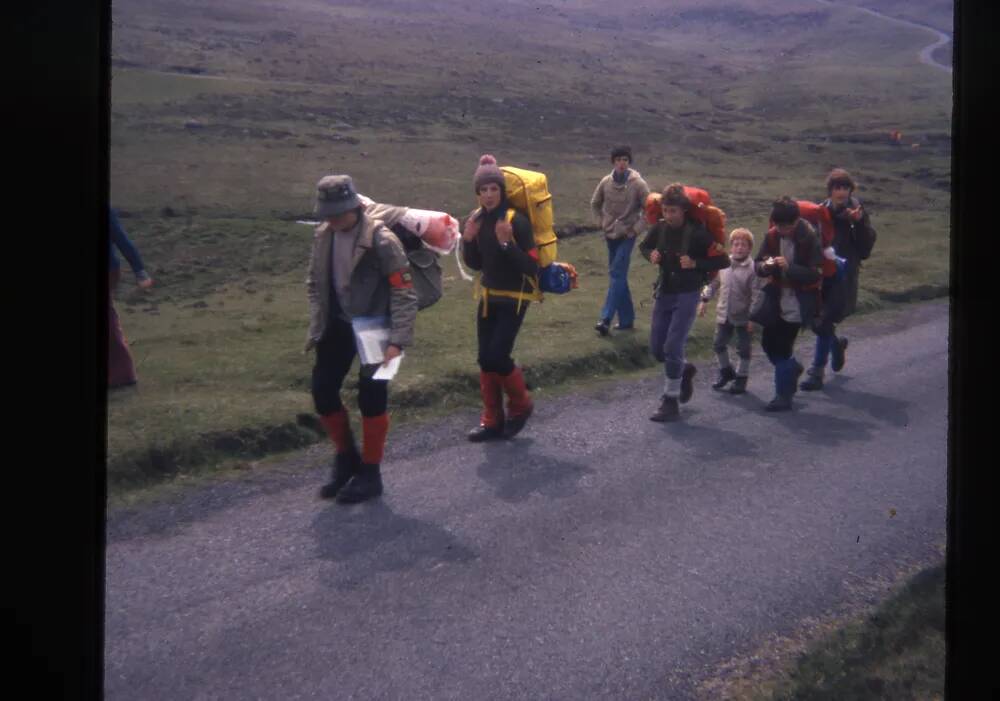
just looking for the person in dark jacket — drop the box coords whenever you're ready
[305,174,419,504]
[754,197,824,411]
[801,168,876,390]
[639,183,730,421]
[108,208,154,389]
[461,155,539,441]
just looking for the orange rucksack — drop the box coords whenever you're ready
[643,185,727,250]
[770,200,837,278]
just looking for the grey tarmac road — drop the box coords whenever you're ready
[105,299,949,700]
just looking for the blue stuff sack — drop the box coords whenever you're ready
[538,263,572,294]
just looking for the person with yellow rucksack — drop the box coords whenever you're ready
[461,155,540,441]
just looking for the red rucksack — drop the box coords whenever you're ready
[769,200,837,278]
[643,185,727,250]
[643,186,728,281]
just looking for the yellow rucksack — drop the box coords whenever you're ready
[500,166,558,268]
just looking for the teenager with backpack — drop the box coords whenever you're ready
[753,197,824,411]
[800,168,876,390]
[590,145,650,336]
[639,184,730,422]
[305,174,419,503]
[462,155,539,441]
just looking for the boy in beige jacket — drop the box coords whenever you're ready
[590,145,650,336]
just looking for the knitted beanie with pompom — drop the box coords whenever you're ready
[473,154,506,192]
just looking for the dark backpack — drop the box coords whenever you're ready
[390,224,443,310]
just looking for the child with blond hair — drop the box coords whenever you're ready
[698,228,764,394]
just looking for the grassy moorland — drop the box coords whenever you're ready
[107,0,952,493]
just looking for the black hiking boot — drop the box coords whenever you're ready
[650,395,680,422]
[319,448,361,499]
[502,406,534,439]
[800,367,824,391]
[595,319,610,337]
[764,395,793,412]
[712,366,736,390]
[831,337,849,372]
[679,363,697,404]
[467,423,505,442]
[728,376,748,394]
[336,463,383,504]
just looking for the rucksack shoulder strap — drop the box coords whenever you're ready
[680,221,695,256]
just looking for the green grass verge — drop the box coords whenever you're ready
[760,563,946,700]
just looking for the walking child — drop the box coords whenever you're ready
[639,184,730,422]
[698,228,764,395]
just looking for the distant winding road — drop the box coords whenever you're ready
[814,0,952,74]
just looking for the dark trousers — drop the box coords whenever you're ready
[312,316,388,417]
[477,298,528,375]
[649,290,700,379]
[713,322,752,375]
[761,318,802,397]
[811,274,850,368]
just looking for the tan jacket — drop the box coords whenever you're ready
[701,255,765,326]
[305,212,418,351]
[590,169,650,240]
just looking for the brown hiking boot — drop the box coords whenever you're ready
[650,395,680,422]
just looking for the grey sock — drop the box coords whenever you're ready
[736,357,750,376]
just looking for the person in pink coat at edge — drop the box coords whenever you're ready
[108,207,153,389]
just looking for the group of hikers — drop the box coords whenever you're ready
[302,147,876,504]
[107,146,875,504]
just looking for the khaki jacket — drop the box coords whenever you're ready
[305,212,418,351]
[701,255,765,326]
[590,169,651,239]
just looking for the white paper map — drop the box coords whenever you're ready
[351,316,391,365]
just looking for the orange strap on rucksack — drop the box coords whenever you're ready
[643,186,727,251]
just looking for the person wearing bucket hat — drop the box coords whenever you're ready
[305,174,419,503]
[461,155,539,441]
